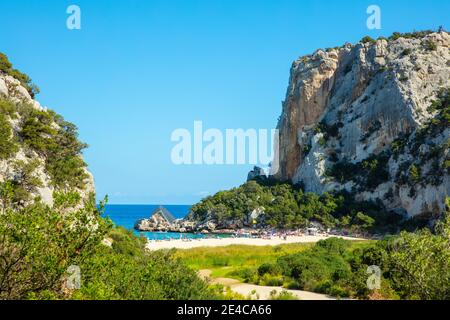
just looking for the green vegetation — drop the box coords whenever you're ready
[19,105,89,190]
[360,36,377,45]
[180,201,450,300]
[73,227,220,300]
[327,152,390,191]
[388,30,434,41]
[0,112,18,159]
[0,52,89,192]
[190,180,403,234]
[0,56,234,301]
[425,87,450,132]
[229,213,450,300]
[395,88,449,189]
[0,195,108,299]
[408,164,421,184]
[0,194,222,300]
[424,40,437,51]
[0,98,89,192]
[314,121,343,141]
[384,198,450,300]
[0,52,39,97]
[174,243,315,279]
[401,48,412,56]
[269,290,298,300]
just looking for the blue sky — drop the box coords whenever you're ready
[0,0,448,204]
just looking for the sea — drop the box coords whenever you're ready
[103,204,215,240]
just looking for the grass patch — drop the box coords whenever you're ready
[174,244,313,277]
[174,241,372,281]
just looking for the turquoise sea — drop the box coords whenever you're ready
[103,204,213,240]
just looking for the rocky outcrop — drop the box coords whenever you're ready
[247,166,266,181]
[135,217,197,233]
[0,71,95,207]
[272,31,450,218]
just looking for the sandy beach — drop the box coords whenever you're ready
[146,234,365,251]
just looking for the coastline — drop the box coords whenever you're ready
[145,234,366,251]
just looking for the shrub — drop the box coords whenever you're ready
[0,160,43,207]
[424,40,437,51]
[328,153,390,190]
[258,262,282,276]
[232,267,258,283]
[0,196,109,299]
[0,52,39,97]
[328,285,349,298]
[361,36,377,45]
[401,48,412,56]
[0,99,17,117]
[315,237,350,255]
[260,274,284,287]
[318,136,327,147]
[409,164,421,184]
[0,113,18,159]
[269,290,297,300]
[388,30,434,41]
[74,228,219,300]
[18,104,89,190]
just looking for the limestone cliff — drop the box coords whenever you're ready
[0,56,94,207]
[272,31,450,218]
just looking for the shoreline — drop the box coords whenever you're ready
[145,234,367,251]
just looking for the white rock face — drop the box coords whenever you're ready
[0,72,95,207]
[274,32,450,218]
[0,78,8,96]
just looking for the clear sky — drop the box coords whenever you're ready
[0,0,448,204]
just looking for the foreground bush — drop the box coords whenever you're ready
[0,195,221,300]
[247,202,450,300]
[74,227,220,300]
[0,197,108,299]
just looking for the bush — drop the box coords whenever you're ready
[75,228,219,300]
[0,160,43,207]
[18,104,89,190]
[409,164,421,184]
[260,274,284,287]
[269,290,297,300]
[0,196,109,299]
[328,153,390,190]
[328,285,349,298]
[0,195,222,300]
[424,40,437,51]
[258,262,282,276]
[388,30,434,41]
[401,48,412,56]
[0,52,39,97]
[0,99,17,117]
[232,267,258,283]
[361,36,377,45]
[190,180,395,233]
[0,113,18,159]
[315,237,350,255]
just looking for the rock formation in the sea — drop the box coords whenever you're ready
[0,53,95,207]
[135,206,177,231]
[270,31,449,218]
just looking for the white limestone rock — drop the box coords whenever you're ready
[274,31,450,218]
